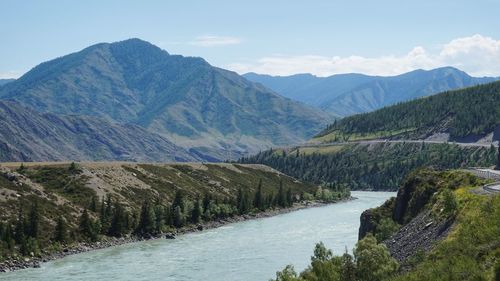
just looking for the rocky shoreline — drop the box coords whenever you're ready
[0,198,353,273]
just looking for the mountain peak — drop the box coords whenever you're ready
[110,38,169,55]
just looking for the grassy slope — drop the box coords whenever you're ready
[0,162,314,217]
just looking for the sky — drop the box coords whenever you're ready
[1,0,500,79]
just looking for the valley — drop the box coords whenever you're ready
[1,7,500,279]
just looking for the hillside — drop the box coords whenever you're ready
[238,142,498,190]
[0,162,322,267]
[0,39,331,160]
[272,169,500,280]
[315,81,500,144]
[0,101,200,162]
[244,67,497,116]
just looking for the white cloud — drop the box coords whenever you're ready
[0,71,21,79]
[190,35,242,47]
[227,34,500,77]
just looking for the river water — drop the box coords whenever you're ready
[1,191,395,281]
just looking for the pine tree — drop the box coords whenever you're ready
[54,216,68,243]
[254,179,264,210]
[17,163,26,174]
[108,203,126,237]
[286,187,293,207]
[14,208,25,244]
[173,205,183,228]
[173,190,185,212]
[79,209,93,239]
[69,162,77,172]
[27,201,40,239]
[3,223,15,251]
[278,180,286,208]
[237,187,244,214]
[202,192,211,213]
[191,199,202,224]
[136,200,156,235]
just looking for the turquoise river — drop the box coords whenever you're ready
[0,191,395,281]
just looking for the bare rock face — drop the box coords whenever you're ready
[384,210,454,267]
[0,101,203,162]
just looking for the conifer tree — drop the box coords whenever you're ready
[278,180,286,208]
[79,209,93,240]
[191,199,202,224]
[27,201,40,239]
[173,205,183,228]
[14,208,25,244]
[55,216,68,243]
[136,200,156,235]
[173,190,185,212]
[254,179,264,210]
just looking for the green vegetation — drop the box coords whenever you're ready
[0,163,347,262]
[273,169,500,280]
[392,171,500,280]
[314,128,414,143]
[316,81,500,141]
[239,142,497,190]
[271,234,399,281]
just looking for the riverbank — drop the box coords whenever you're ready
[0,198,354,273]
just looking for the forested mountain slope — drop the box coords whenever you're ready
[245,67,497,116]
[0,39,331,160]
[315,81,500,143]
[238,142,498,190]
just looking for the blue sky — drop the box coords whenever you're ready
[1,0,500,78]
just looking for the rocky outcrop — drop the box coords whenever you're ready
[384,210,454,267]
[358,197,396,239]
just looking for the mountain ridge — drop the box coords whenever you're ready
[0,38,331,160]
[244,67,498,116]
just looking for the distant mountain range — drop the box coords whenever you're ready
[0,39,331,161]
[0,79,15,86]
[244,68,498,116]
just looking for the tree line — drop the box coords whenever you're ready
[239,143,498,191]
[272,234,398,281]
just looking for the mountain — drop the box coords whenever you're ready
[0,101,201,162]
[315,81,500,144]
[0,79,15,86]
[244,67,498,116]
[0,39,331,160]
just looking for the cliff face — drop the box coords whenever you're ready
[358,197,395,239]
